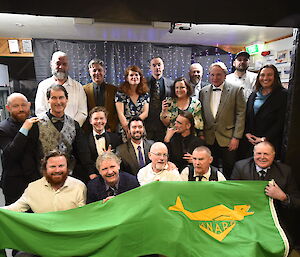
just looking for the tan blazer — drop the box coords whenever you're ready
[83,82,118,132]
[199,82,246,147]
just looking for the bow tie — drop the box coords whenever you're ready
[212,88,222,91]
[51,117,64,123]
[95,133,105,140]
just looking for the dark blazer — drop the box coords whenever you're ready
[116,139,154,176]
[86,171,139,203]
[145,76,173,141]
[244,87,288,156]
[0,117,41,204]
[231,157,300,209]
[83,82,118,132]
[88,131,122,162]
[199,82,246,147]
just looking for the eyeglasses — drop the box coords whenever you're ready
[150,152,168,158]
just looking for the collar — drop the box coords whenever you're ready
[131,139,144,150]
[47,111,65,121]
[194,167,211,180]
[212,82,224,91]
[92,81,106,87]
[93,129,106,137]
[52,75,69,86]
[104,179,120,191]
[255,164,270,173]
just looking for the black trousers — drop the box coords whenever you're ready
[208,141,237,179]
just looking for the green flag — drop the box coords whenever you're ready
[0,181,289,257]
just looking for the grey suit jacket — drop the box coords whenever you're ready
[116,139,154,176]
[199,82,246,147]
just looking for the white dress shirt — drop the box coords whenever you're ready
[137,163,182,186]
[210,83,224,118]
[93,130,106,155]
[180,166,226,181]
[35,76,88,126]
[2,177,86,213]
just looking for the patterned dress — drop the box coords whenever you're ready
[160,97,203,133]
[115,91,150,142]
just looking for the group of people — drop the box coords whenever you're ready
[0,49,299,256]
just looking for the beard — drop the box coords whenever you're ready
[131,132,143,141]
[191,76,200,85]
[52,69,68,80]
[11,110,30,122]
[44,171,68,187]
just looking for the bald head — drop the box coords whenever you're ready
[6,93,31,122]
[6,93,28,106]
[149,142,168,172]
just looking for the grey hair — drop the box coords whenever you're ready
[51,51,67,62]
[209,62,228,75]
[190,63,204,75]
[96,152,121,171]
[88,58,105,69]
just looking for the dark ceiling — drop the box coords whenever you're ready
[1,0,300,27]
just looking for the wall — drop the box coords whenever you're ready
[249,36,294,84]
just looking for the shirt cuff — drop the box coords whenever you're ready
[19,127,29,136]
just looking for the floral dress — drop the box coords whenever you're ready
[115,91,150,142]
[160,97,203,133]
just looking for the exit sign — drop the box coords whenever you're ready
[246,44,259,55]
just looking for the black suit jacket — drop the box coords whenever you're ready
[245,87,287,156]
[116,139,154,176]
[88,131,122,162]
[0,117,41,204]
[231,157,300,209]
[86,171,139,203]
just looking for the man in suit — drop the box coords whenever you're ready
[0,93,40,205]
[116,116,154,176]
[231,141,300,245]
[164,111,204,172]
[188,62,209,100]
[199,61,246,178]
[87,106,122,167]
[87,151,139,204]
[145,57,173,142]
[83,59,118,133]
[35,51,87,126]
[181,146,226,181]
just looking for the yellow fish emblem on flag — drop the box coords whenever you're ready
[169,196,254,241]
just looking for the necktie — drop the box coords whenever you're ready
[212,88,222,91]
[137,145,145,167]
[259,170,266,180]
[95,133,105,140]
[195,175,205,181]
[51,116,64,123]
[107,186,117,197]
[151,81,161,109]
